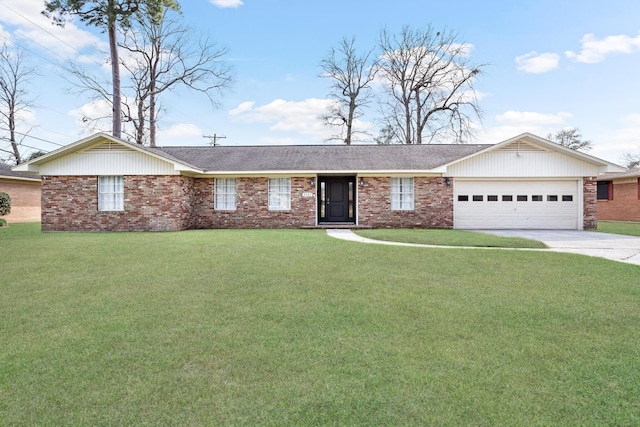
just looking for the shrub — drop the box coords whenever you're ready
[0,192,10,217]
[0,218,6,227]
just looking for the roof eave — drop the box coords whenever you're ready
[196,169,444,176]
[441,132,626,172]
[12,132,202,174]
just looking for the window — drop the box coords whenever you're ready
[215,178,236,210]
[472,195,483,201]
[562,195,573,202]
[487,195,498,201]
[98,176,124,211]
[517,195,528,201]
[458,195,469,201]
[597,181,612,200]
[268,178,291,210]
[391,177,414,210]
[502,195,513,201]
[532,195,543,201]
[547,195,558,202]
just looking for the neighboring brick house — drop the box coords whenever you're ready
[0,162,41,223]
[14,132,624,232]
[597,169,640,222]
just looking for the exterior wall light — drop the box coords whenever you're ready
[310,177,315,187]
[359,177,365,186]
[444,177,451,187]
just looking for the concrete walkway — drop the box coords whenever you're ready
[326,229,640,266]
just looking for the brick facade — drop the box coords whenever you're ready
[597,178,640,222]
[40,174,596,231]
[583,177,597,230]
[193,177,316,229]
[42,175,195,232]
[358,177,452,228]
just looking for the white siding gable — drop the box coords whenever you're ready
[447,141,604,178]
[39,142,179,176]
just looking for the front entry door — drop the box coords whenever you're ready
[319,177,355,223]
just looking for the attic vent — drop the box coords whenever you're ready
[499,141,546,152]
[85,142,134,153]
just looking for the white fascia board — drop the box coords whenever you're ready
[0,174,40,182]
[198,169,443,177]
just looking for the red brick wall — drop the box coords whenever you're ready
[583,177,597,229]
[41,175,195,232]
[358,177,453,228]
[0,179,41,223]
[193,177,316,228]
[597,179,640,222]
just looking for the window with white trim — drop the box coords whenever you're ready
[391,177,414,210]
[215,178,237,210]
[98,176,124,211]
[268,178,291,210]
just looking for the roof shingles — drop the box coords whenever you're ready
[155,144,490,172]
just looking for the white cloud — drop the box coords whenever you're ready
[209,0,244,8]
[475,111,573,145]
[565,32,640,64]
[68,100,112,134]
[515,51,560,73]
[228,98,377,144]
[496,111,572,126]
[229,101,255,115]
[157,123,202,141]
[229,98,333,137]
[0,0,106,61]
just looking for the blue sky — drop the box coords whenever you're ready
[1,0,640,164]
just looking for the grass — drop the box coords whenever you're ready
[1,223,639,425]
[354,228,547,248]
[597,221,640,237]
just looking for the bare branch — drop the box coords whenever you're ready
[320,36,378,144]
[0,43,38,164]
[378,25,485,144]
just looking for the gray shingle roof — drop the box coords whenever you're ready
[154,144,491,172]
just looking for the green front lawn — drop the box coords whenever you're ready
[597,221,640,237]
[1,223,639,425]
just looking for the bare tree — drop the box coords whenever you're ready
[621,151,640,169]
[378,25,484,144]
[43,0,180,139]
[0,43,37,165]
[546,128,593,152]
[320,36,378,145]
[119,6,234,146]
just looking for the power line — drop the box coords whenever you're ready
[0,2,87,58]
[0,5,107,69]
[0,128,64,147]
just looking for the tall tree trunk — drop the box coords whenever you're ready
[8,109,20,164]
[136,96,145,144]
[108,0,121,138]
[149,91,156,147]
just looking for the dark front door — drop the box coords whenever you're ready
[319,177,355,223]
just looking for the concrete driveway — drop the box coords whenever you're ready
[475,230,640,266]
[327,229,640,266]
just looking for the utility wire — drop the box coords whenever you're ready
[0,129,64,147]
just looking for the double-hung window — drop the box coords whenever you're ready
[215,178,237,210]
[391,177,414,210]
[98,176,124,211]
[268,178,291,210]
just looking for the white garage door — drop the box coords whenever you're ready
[454,180,579,229]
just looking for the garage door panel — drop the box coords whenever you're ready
[454,180,579,229]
